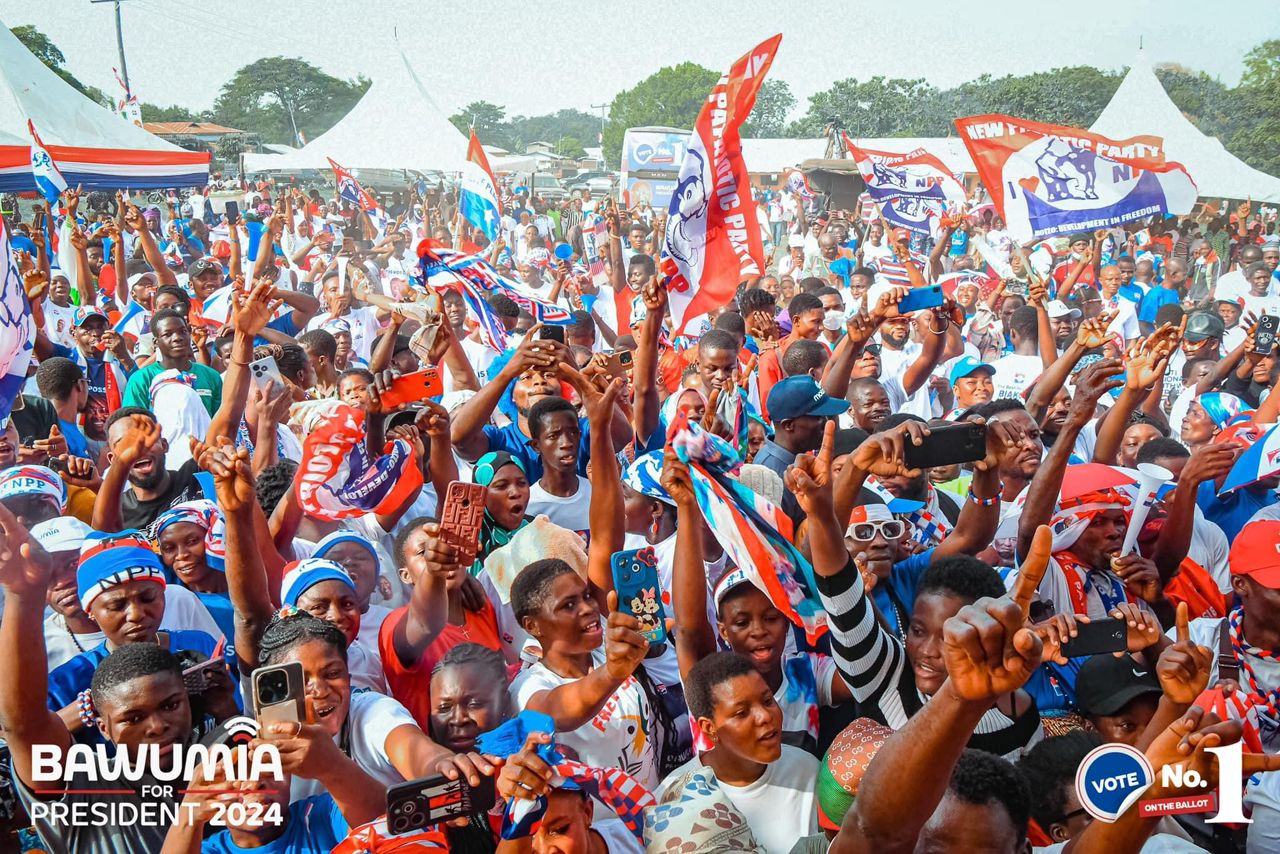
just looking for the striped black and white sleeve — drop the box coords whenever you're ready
[816,558,905,708]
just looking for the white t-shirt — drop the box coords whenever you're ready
[656,746,819,854]
[527,477,592,539]
[43,300,77,350]
[512,648,664,813]
[1106,300,1142,341]
[42,584,223,670]
[459,335,501,388]
[289,690,419,802]
[305,305,383,363]
[989,353,1043,401]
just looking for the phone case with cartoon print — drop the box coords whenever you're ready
[611,547,666,644]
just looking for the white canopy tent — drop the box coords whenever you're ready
[1091,50,1280,203]
[0,16,208,190]
[242,47,467,174]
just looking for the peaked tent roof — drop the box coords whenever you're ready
[242,48,467,174]
[0,17,208,190]
[1091,50,1280,203]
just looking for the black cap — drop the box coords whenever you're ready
[1074,654,1162,716]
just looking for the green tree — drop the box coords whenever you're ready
[1226,40,1280,175]
[212,56,368,145]
[510,109,601,154]
[11,25,109,106]
[449,101,510,148]
[742,79,797,138]
[604,62,720,164]
[140,103,207,123]
[943,66,1120,130]
[790,77,945,138]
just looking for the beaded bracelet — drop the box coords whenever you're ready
[77,689,96,728]
[967,484,1003,506]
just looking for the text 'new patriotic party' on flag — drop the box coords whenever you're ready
[954,114,1197,241]
[661,33,781,337]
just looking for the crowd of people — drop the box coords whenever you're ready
[0,170,1279,854]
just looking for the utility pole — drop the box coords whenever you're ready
[90,0,132,97]
[589,102,609,168]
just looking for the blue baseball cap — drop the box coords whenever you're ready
[767,376,850,421]
[949,356,996,386]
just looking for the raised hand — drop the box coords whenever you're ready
[122,203,144,233]
[21,270,49,302]
[1110,553,1161,603]
[252,379,292,427]
[941,525,1050,702]
[746,309,780,343]
[660,447,697,507]
[414,399,451,439]
[845,310,879,351]
[1067,358,1124,425]
[1109,601,1162,654]
[872,286,911,321]
[231,278,284,338]
[112,414,162,468]
[62,184,83,216]
[497,732,555,801]
[603,590,650,681]
[0,500,50,596]
[1125,336,1171,391]
[1155,603,1212,705]
[69,226,88,253]
[641,274,666,311]
[1144,705,1280,800]
[1075,312,1117,350]
[199,437,255,514]
[972,415,1023,473]
[848,419,929,480]
[387,425,427,464]
[701,387,721,431]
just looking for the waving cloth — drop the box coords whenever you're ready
[155,500,225,570]
[669,412,827,644]
[295,404,423,521]
[149,369,211,472]
[0,217,35,420]
[476,711,656,844]
[644,765,765,853]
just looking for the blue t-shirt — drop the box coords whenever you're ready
[1137,286,1180,325]
[193,590,236,642]
[871,548,934,639]
[255,311,301,347]
[481,417,591,483]
[47,629,219,711]
[57,418,89,458]
[202,794,348,854]
[948,231,970,257]
[1197,479,1274,542]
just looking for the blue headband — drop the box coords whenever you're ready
[312,531,378,563]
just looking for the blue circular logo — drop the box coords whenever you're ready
[1074,743,1154,822]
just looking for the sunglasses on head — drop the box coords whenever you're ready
[848,519,906,541]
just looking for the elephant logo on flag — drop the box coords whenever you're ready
[665,148,709,292]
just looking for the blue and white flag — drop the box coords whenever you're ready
[27,121,67,205]
[460,130,502,241]
[845,134,967,235]
[0,220,35,420]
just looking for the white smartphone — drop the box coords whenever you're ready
[249,355,284,390]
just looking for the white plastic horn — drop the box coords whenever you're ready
[1120,462,1173,556]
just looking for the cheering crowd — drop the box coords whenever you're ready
[1,171,1280,854]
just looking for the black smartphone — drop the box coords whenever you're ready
[386,773,496,835]
[1256,315,1280,355]
[539,325,566,344]
[1059,617,1128,658]
[903,422,986,470]
[224,200,239,223]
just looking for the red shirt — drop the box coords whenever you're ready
[377,599,501,732]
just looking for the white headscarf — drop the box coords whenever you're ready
[148,369,211,472]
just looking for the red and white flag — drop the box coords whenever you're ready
[661,34,780,335]
[954,114,1197,241]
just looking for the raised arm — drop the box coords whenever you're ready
[1055,246,1093,303]
[1092,329,1175,465]
[206,278,282,445]
[202,439,275,671]
[565,367,625,602]
[416,400,460,505]
[388,522,455,668]
[449,330,555,461]
[0,503,71,792]
[630,276,666,442]
[522,591,649,731]
[1150,444,1236,583]
[1017,359,1123,559]
[122,203,177,286]
[932,417,1018,560]
[1025,311,1112,424]
[91,414,161,533]
[661,451,717,680]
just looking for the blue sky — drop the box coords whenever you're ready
[3,0,1277,120]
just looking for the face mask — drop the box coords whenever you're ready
[823,310,844,332]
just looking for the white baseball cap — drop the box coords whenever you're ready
[32,516,94,554]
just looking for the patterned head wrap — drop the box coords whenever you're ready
[474,451,524,487]
[155,500,226,571]
[622,451,673,505]
[77,530,166,611]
